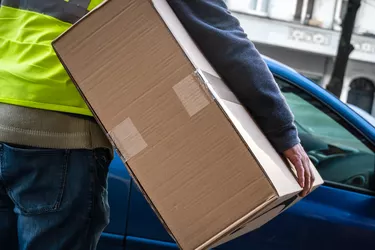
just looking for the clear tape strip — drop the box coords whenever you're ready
[108,118,147,162]
[173,71,214,117]
[108,70,213,162]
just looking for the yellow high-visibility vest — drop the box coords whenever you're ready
[0,0,103,116]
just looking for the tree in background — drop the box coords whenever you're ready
[326,0,362,98]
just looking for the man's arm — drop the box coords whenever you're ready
[168,0,298,153]
[168,0,314,196]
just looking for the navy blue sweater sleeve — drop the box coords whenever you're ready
[167,0,300,153]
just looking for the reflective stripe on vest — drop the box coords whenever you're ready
[0,0,103,116]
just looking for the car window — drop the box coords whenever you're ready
[275,76,375,193]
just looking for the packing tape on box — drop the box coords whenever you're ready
[173,70,214,117]
[108,118,148,162]
[108,70,213,161]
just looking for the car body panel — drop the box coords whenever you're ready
[126,182,174,242]
[217,186,375,250]
[125,236,178,250]
[97,233,125,250]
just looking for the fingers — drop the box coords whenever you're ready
[301,156,311,197]
[291,156,305,189]
[301,154,314,197]
[306,155,315,191]
[283,143,315,197]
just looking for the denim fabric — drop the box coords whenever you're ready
[0,143,111,250]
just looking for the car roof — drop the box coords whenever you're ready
[261,55,375,144]
[347,104,375,127]
[261,55,298,74]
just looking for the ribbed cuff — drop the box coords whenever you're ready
[266,124,300,153]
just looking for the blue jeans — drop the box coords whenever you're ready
[0,143,111,250]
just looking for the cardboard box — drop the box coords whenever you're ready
[53,0,324,249]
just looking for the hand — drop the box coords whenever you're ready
[283,144,315,197]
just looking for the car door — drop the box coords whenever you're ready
[275,75,375,250]
[217,76,375,250]
[125,74,375,250]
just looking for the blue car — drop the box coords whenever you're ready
[97,56,375,250]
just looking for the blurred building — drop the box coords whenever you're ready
[225,0,375,115]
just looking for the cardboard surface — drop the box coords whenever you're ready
[53,0,324,249]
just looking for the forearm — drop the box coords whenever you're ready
[168,0,300,152]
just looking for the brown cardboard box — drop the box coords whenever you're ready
[52,0,324,249]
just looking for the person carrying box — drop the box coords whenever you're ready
[0,0,314,249]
